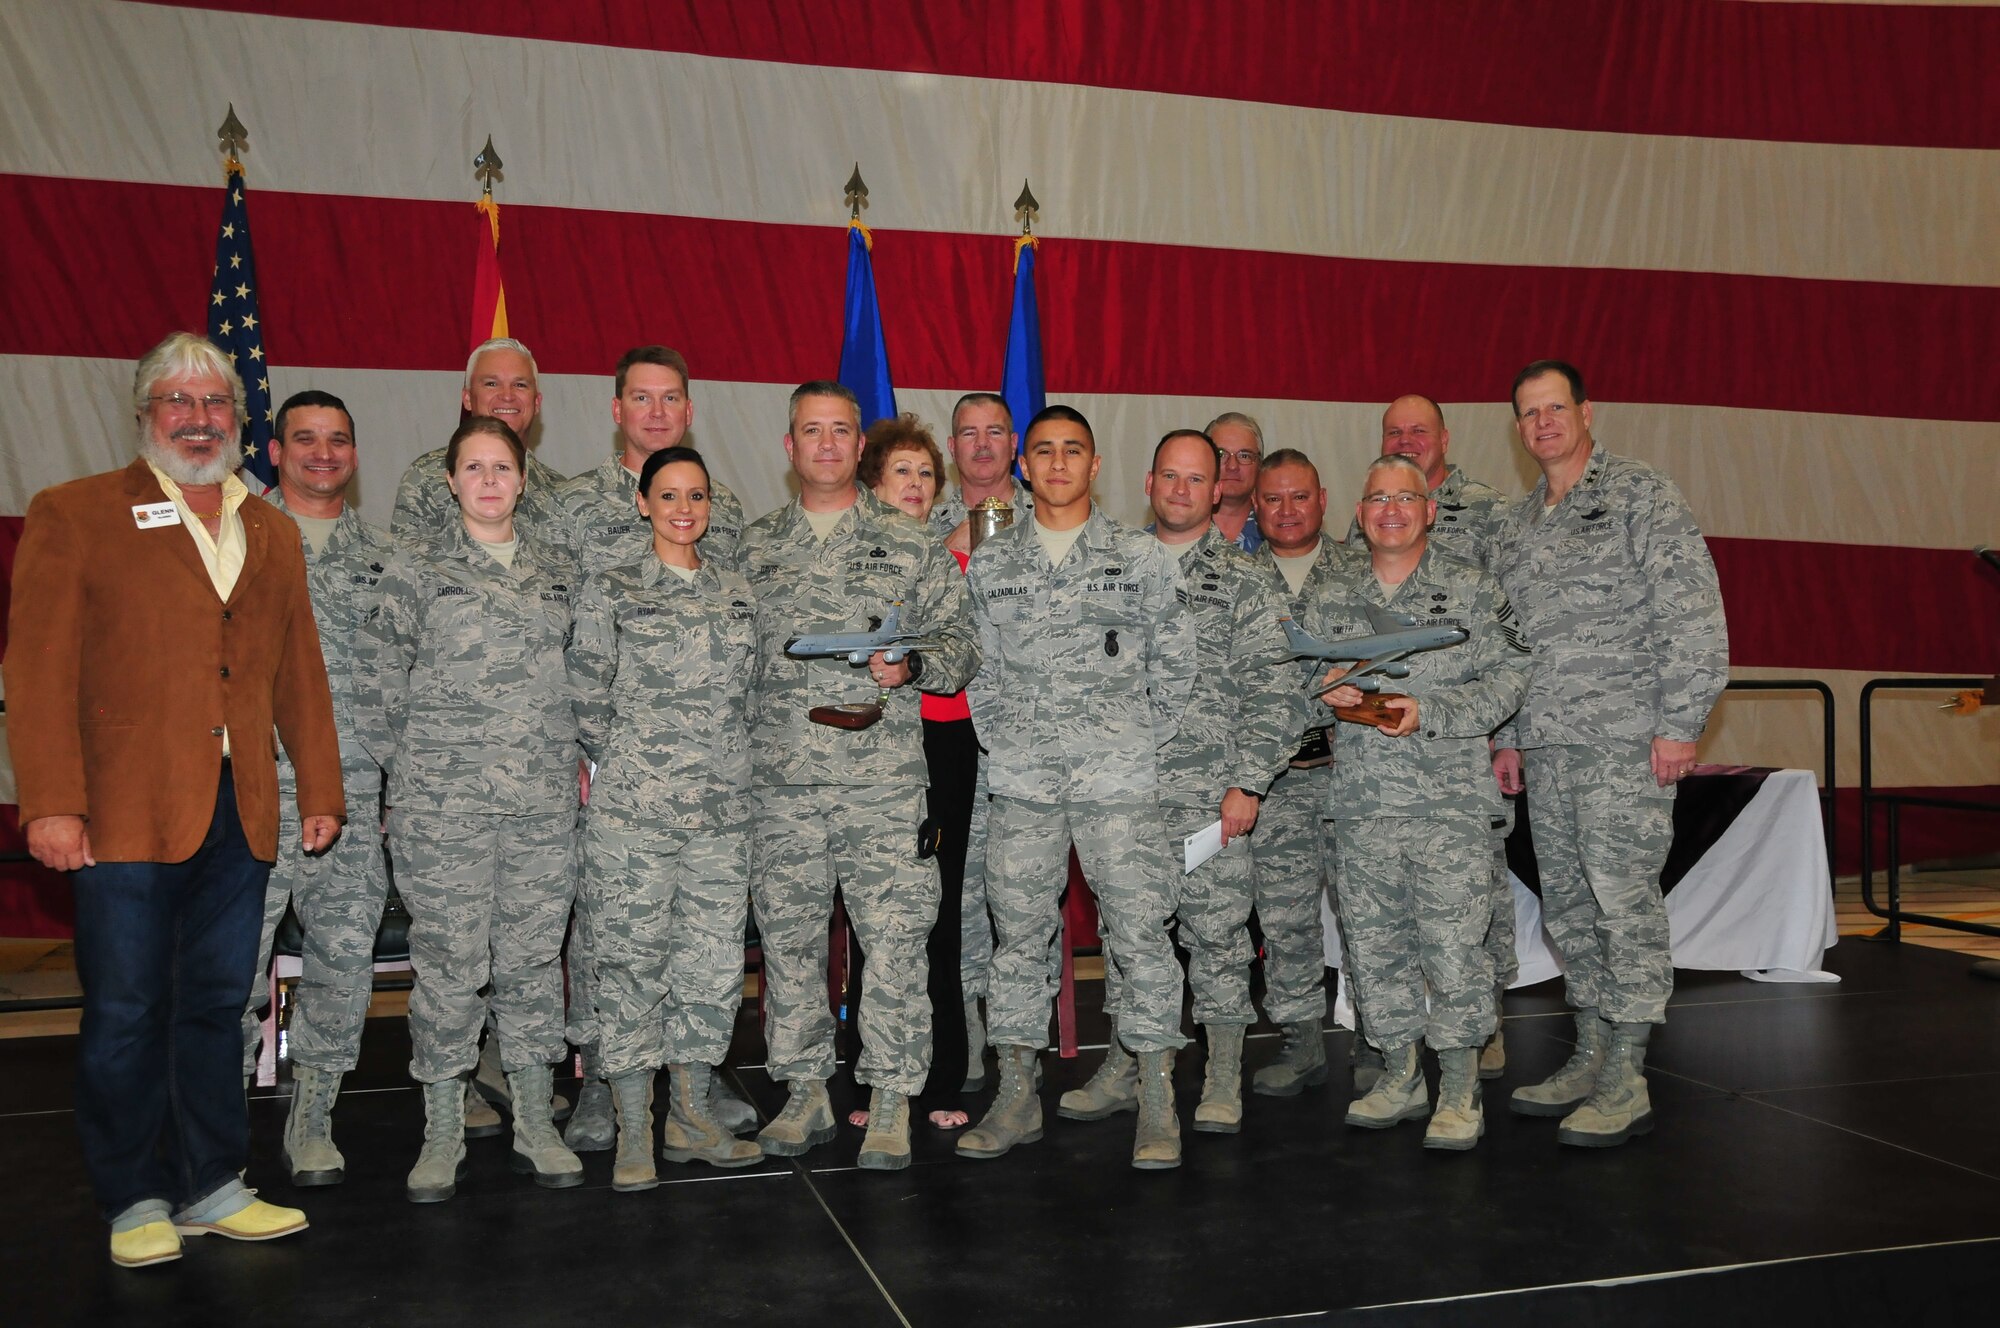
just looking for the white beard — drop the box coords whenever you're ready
[142,430,240,488]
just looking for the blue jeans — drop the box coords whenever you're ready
[71,761,272,1220]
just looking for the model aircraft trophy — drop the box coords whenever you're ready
[784,604,943,730]
[1280,605,1469,730]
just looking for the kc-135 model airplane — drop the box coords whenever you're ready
[1279,604,1469,693]
[785,604,937,666]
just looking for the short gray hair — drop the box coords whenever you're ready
[465,337,539,387]
[1204,411,1265,453]
[1362,453,1430,495]
[132,332,245,419]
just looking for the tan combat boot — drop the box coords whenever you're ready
[463,1078,504,1138]
[1557,1023,1655,1148]
[608,1070,658,1192]
[283,1064,345,1186]
[663,1063,762,1166]
[756,1078,836,1158]
[507,1063,584,1188]
[856,1087,913,1171]
[1058,1041,1137,1121]
[406,1075,468,1203]
[1252,1016,1328,1096]
[1131,1049,1182,1170]
[1345,1042,1430,1128]
[957,1046,1044,1159]
[1424,1046,1484,1151]
[1193,1024,1245,1134]
[1510,1008,1609,1117]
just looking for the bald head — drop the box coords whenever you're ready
[1380,394,1449,489]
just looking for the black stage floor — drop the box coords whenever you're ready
[5,938,1998,1327]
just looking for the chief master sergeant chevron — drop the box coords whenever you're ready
[959,405,1197,1170]
[1490,359,1727,1149]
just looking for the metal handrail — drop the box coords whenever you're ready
[1858,676,2000,942]
[1718,678,1836,870]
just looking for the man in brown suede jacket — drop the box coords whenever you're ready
[5,332,344,1268]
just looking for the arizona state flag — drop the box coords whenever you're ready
[470,194,509,348]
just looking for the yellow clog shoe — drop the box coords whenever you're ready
[175,1198,309,1242]
[110,1220,183,1268]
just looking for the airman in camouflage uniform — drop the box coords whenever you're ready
[1063,432,1300,1137]
[568,446,765,1187]
[356,417,585,1198]
[390,338,566,538]
[1491,361,1728,1149]
[960,406,1197,1169]
[543,348,749,1150]
[930,393,1036,1070]
[1314,455,1532,1150]
[235,393,395,1188]
[1245,449,1352,1096]
[743,383,978,1171]
[1348,394,1518,1073]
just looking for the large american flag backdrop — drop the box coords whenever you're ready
[1,1,1996,931]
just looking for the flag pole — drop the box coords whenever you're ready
[470,135,509,348]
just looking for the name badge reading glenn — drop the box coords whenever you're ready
[132,502,181,528]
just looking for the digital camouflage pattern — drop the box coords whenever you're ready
[741,488,976,1093]
[1492,446,1726,1027]
[1524,741,1675,1024]
[1490,447,1727,750]
[1155,527,1302,812]
[964,506,1195,801]
[742,488,978,788]
[1309,545,1531,821]
[241,496,396,1075]
[568,555,759,1075]
[391,807,577,1081]
[355,520,581,1082]
[1333,814,1497,1050]
[390,444,567,539]
[751,782,938,1092]
[967,507,1196,1053]
[550,454,747,574]
[1310,544,1529,1053]
[1246,538,1354,1024]
[355,520,581,814]
[1145,527,1302,1026]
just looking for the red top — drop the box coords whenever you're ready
[921,547,973,722]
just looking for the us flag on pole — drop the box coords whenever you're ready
[206,159,276,490]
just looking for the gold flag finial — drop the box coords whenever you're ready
[217,105,248,166]
[844,164,869,221]
[474,136,504,196]
[1013,179,1040,236]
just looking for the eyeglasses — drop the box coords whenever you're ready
[1222,449,1260,466]
[1360,492,1427,507]
[148,393,237,415]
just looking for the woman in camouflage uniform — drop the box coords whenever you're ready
[567,446,763,1191]
[357,416,583,1202]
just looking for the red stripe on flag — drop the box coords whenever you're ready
[177,0,2000,150]
[1712,538,2000,677]
[5,175,1998,423]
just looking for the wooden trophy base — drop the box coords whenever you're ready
[809,703,884,730]
[1333,694,1408,730]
